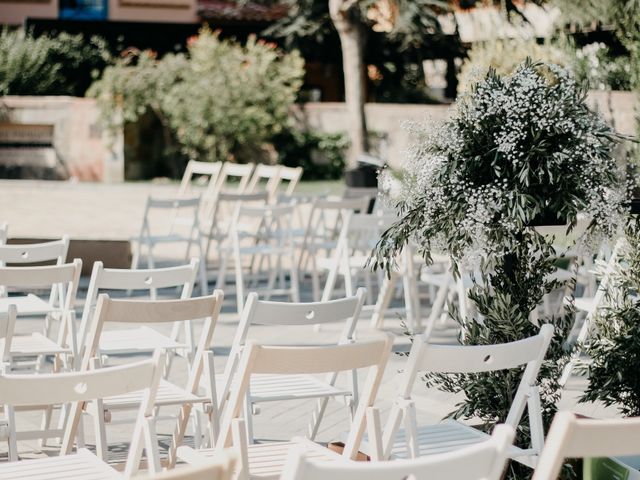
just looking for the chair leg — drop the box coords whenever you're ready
[6,406,18,462]
[231,418,250,480]
[371,273,397,329]
[92,401,109,461]
[39,406,53,448]
[243,395,255,445]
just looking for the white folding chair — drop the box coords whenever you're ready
[277,166,303,197]
[0,260,82,371]
[281,424,515,480]
[178,334,394,480]
[176,160,223,226]
[559,237,625,385]
[0,236,70,299]
[217,163,255,194]
[217,288,366,443]
[77,260,200,371]
[226,204,300,313]
[131,196,208,295]
[321,213,394,313]
[298,197,369,301]
[71,292,224,464]
[137,449,237,480]
[202,191,269,273]
[0,353,164,475]
[533,412,640,480]
[379,324,554,468]
[246,164,282,201]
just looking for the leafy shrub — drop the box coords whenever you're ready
[90,28,304,164]
[374,60,625,479]
[457,37,569,94]
[582,218,640,417]
[0,28,110,96]
[271,128,348,180]
[573,42,633,91]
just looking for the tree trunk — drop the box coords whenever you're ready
[329,0,369,168]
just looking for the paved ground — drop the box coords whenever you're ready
[0,180,612,472]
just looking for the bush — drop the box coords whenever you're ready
[90,28,304,165]
[271,128,348,180]
[0,28,110,96]
[573,42,633,91]
[457,37,569,94]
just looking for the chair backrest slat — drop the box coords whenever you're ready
[0,260,82,289]
[0,236,69,264]
[533,412,640,480]
[281,424,515,480]
[0,357,158,406]
[217,334,394,456]
[95,294,219,325]
[249,294,363,327]
[415,327,553,374]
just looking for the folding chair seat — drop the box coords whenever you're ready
[215,289,366,443]
[0,353,164,473]
[71,292,224,463]
[280,424,515,480]
[178,334,394,479]
[131,196,208,295]
[376,324,554,469]
[533,412,640,480]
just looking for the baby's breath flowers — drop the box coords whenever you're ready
[373,59,626,272]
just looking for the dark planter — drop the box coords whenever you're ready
[527,210,568,227]
[628,198,640,215]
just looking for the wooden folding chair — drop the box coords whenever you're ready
[379,324,554,468]
[533,412,640,480]
[217,288,366,443]
[0,353,164,476]
[66,292,224,464]
[131,196,208,295]
[281,424,515,480]
[178,334,394,479]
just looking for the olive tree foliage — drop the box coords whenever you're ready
[0,28,110,96]
[89,28,304,163]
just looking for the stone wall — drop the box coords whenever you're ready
[297,90,638,168]
[1,96,124,182]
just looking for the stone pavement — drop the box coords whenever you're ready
[0,180,612,469]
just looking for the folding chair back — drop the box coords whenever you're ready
[140,449,237,480]
[0,236,69,265]
[3,353,164,475]
[533,412,640,480]
[246,164,282,199]
[277,166,303,197]
[0,260,83,360]
[217,163,255,194]
[281,424,515,480]
[217,334,394,460]
[178,160,223,220]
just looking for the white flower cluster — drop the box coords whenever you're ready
[384,60,626,267]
